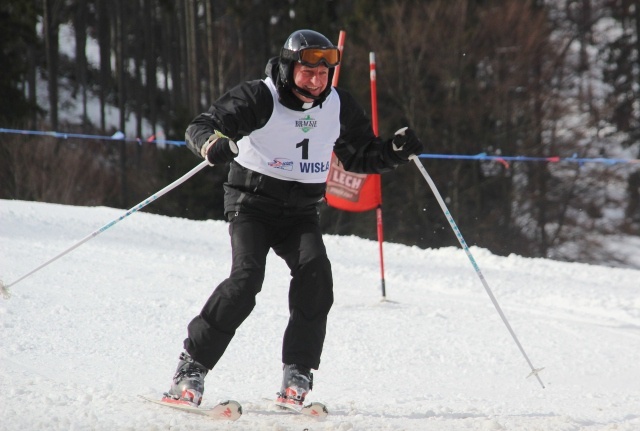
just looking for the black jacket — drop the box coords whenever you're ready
[185,57,408,216]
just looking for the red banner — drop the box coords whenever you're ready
[326,45,382,213]
[325,153,381,212]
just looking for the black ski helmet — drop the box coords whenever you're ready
[278,29,341,101]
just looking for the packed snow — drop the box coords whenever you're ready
[1,199,639,430]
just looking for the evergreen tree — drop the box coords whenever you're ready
[0,0,40,125]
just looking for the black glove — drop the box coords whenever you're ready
[201,133,238,165]
[391,127,423,160]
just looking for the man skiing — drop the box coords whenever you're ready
[164,29,423,409]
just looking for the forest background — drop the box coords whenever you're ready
[2,0,640,268]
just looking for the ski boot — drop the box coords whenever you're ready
[162,351,209,407]
[276,364,313,408]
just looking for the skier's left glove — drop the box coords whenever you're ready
[391,127,423,160]
[201,131,238,165]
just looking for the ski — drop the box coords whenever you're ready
[274,400,329,419]
[139,395,242,421]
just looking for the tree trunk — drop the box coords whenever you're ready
[74,0,89,129]
[143,0,158,135]
[98,0,111,133]
[43,0,60,129]
[114,0,126,134]
[185,0,199,115]
[205,0,216,103]
[133,0,143,139]
[27,40,37,129]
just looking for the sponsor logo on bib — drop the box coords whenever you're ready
[268,158,294,171]
[295,115,317,133]
[300,161,330,173]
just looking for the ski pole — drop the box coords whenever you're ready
[0,160,209,300]
[409,155,546,388]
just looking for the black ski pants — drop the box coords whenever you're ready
[184,210,334,370]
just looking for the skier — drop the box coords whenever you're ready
[164,29,423,408]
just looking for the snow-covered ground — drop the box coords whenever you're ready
[1,199,639,430]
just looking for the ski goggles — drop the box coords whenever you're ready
[294,48,341,68]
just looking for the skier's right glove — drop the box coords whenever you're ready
[201,131,238,165]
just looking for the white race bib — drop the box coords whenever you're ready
[235,77,341,183]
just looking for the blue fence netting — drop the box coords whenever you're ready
[2,127,640,166]
[0,127,185,147]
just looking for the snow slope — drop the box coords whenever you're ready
[1,199,639,431]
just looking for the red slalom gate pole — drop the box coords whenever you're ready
[329,33,386,299]
[369,52,387,299]
[332,30,346,87]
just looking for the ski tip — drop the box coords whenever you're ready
[220,400,243,415]
[302,402,329,419]
[214,400,243,421]
[275,399,329,419]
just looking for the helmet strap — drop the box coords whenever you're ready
[292,84,322,101]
